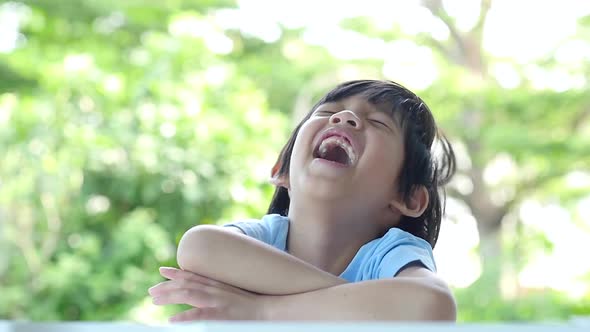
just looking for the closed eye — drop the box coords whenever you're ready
[369,118,390,128]
[315,110,335,116]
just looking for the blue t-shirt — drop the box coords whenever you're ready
[225,214,436,282]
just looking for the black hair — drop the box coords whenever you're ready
[267,80,456,248]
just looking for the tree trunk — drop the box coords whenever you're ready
[465,154,508,291]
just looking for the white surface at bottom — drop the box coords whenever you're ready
[1,321,590,332]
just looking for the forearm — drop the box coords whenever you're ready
[262,278,456,321]
[176,225,346,295]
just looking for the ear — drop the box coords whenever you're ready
[269,159,290,189]
[389,186,429,218]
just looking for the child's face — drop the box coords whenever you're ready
[288,94,405,217]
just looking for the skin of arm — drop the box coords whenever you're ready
[176,225,347,295]
[261,266,456,321]
[176,225,456,321]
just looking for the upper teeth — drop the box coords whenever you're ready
[318,136,357,164]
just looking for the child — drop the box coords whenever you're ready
[148,79,457,321]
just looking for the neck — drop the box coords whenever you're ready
[286,197,383,276]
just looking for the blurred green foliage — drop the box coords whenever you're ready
[456,281,590,322]
[0,0,589,323]
[0,0,289,320]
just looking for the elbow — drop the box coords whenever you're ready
[426,286,457,322]
[176,225,220,273]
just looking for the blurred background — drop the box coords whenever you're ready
[1,0,589,323]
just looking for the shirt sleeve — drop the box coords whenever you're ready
[222,214,288,251]
[376,230,437,279]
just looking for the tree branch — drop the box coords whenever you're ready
[422,0,466,56]
[570,105,590,132]
[421,35,461,65]
[40,192,62,263]
[12,205,42,275]
[472,0,493,37]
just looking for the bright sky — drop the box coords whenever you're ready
[215,0,590,92]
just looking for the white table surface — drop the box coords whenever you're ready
[1,321,589,332]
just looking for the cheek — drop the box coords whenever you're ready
[364,142,404,179]
[288,125,313,171]
[289,135,307,166]
[291,120,322,159]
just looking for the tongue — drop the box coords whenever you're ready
[322,145,349,165]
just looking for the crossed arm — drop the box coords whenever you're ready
[150,225,457,321]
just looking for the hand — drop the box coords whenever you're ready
[148,267,267,322]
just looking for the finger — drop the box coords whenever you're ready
[149,280,194,297]
[152,288,216,307]
[148,279,212,296]
[159,267,229,289]
[150,275,233,302]
[160,267,216,285]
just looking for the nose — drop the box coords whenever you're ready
[329,110,362,129]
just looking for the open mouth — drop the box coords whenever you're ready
[313,135,357,166]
